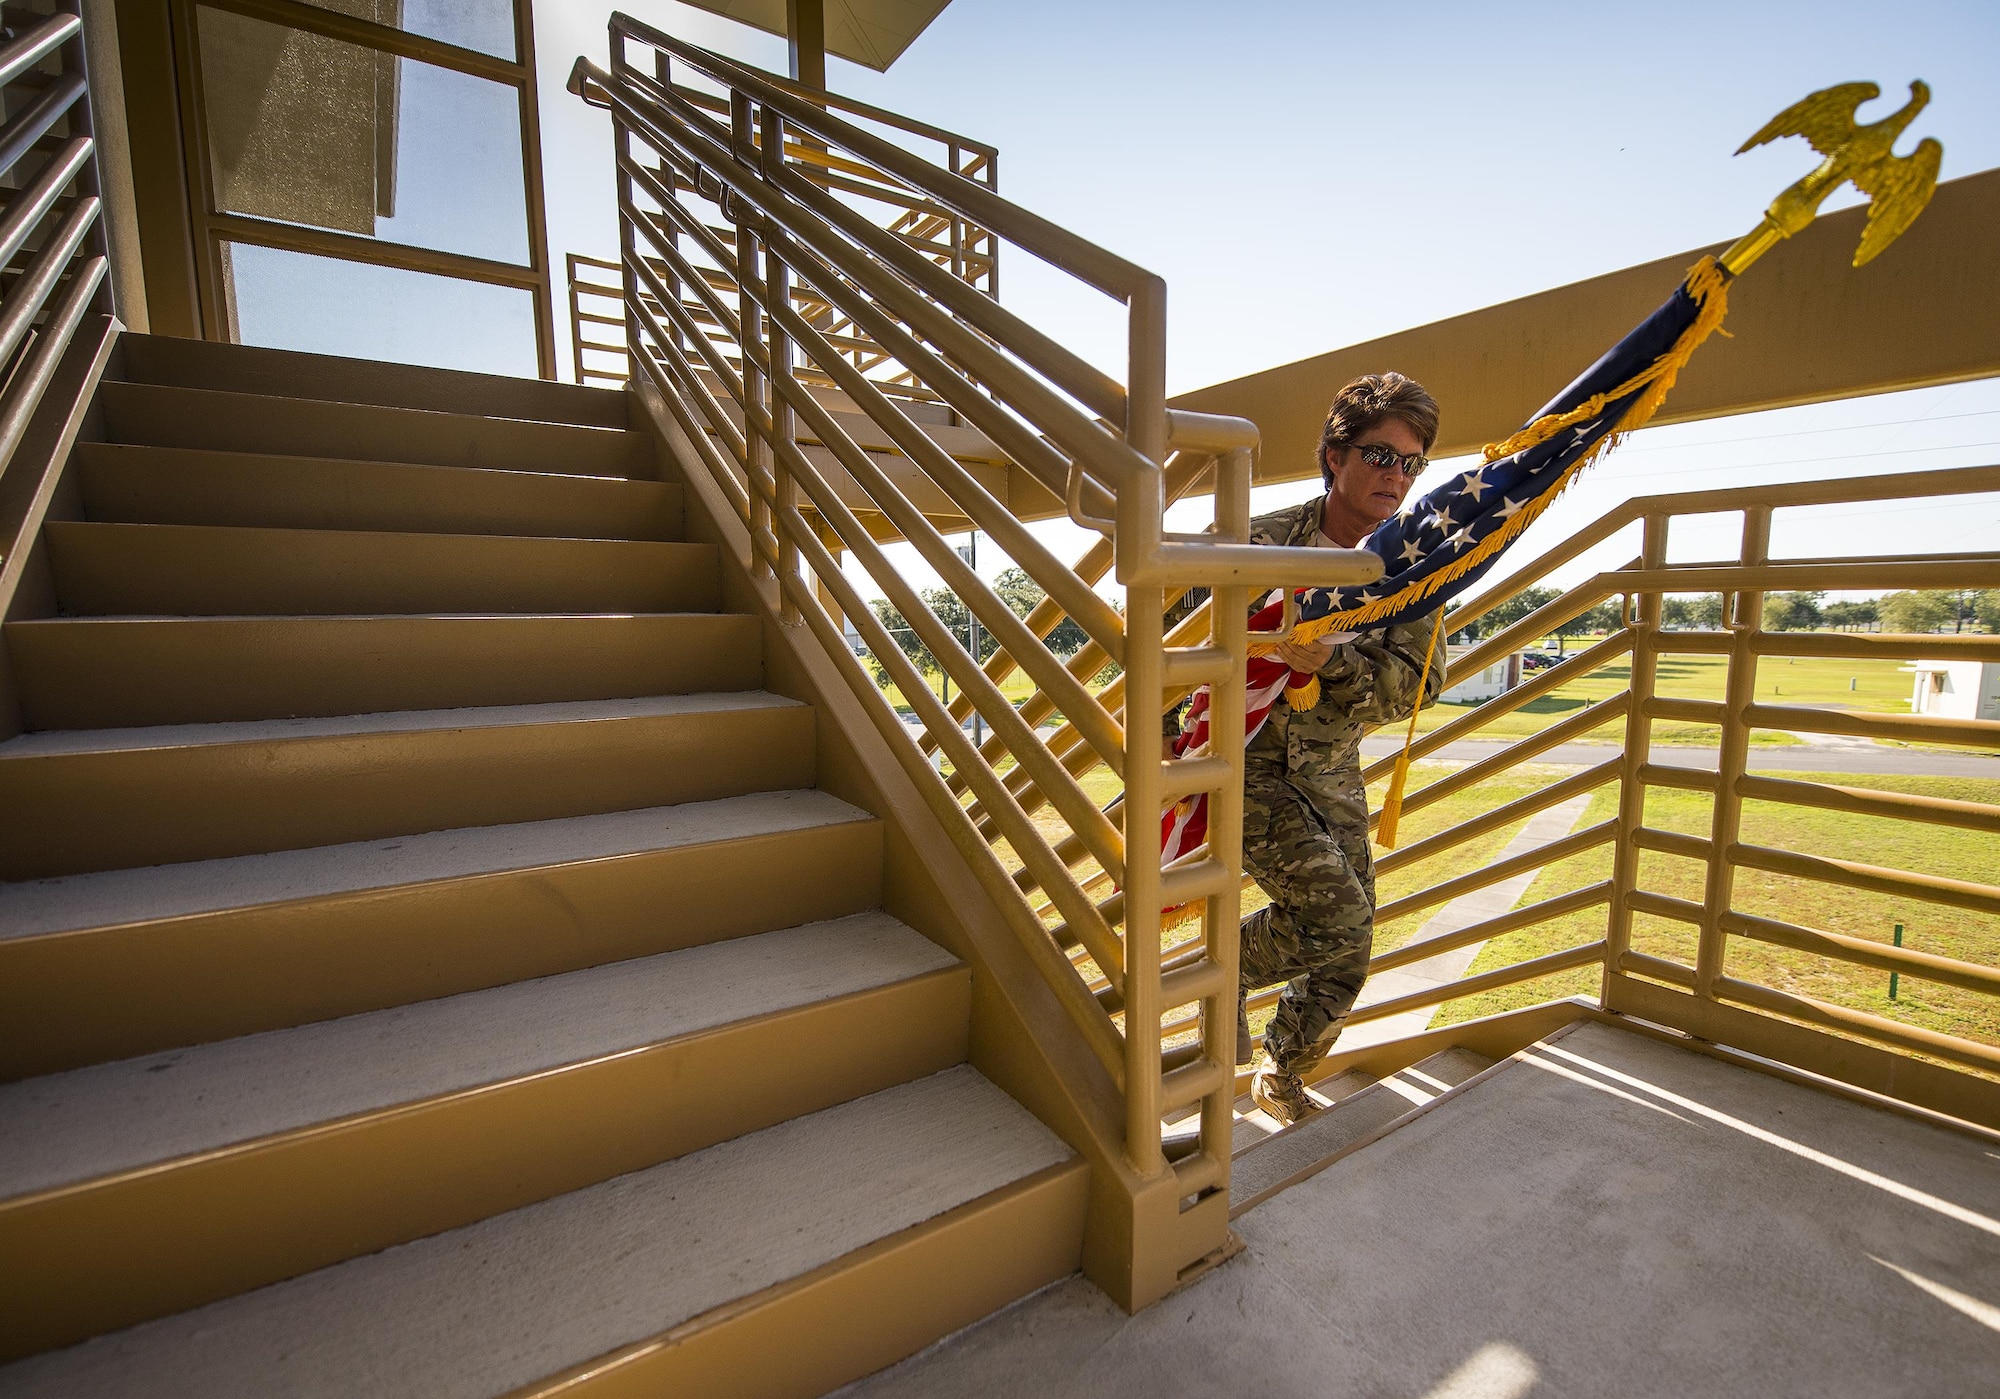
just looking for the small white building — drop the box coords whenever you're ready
[1905,659,2000,721]
[1441,646,1518,704]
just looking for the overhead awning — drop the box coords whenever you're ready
[673,0,952,71]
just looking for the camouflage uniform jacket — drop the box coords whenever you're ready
[1246,494,1445,825]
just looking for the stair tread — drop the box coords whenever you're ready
[1227,1048,1506,1212]
[0,1066,1069,1399]
[0,789,871,940]
[0,690,802,761]
[0,912,954,1200]
[50,519,694,549]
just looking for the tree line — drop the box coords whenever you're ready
[1447,587,1997,641]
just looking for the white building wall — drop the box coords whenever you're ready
[1907,660,2000,721]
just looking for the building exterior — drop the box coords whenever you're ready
[1906,658,2000,720]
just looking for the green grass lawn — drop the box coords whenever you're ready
[1428,770,2000,1061]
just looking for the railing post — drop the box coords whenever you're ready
[611,34,642,377]
[733,90,774,580]
[760,103,801,623]
[1605,514,1665,1004]
[1122,582,1165,1178]
[1696,505,1770,1000]
[1199,446,1250,1175]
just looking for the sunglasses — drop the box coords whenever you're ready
[1349,442,1429,478]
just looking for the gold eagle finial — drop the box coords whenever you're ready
[1720,81,1943,274]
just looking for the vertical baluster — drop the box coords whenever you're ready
[760,102,801,623]
[733,89,774,579]
[1605,513,1666,1000]
[1697,505,1770,998]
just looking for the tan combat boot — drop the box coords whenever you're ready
[1250,1066,1316,1126]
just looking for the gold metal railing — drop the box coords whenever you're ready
[567,59,997,391]
[1116,463,1997,1122]
[571,17,1379,1295]
[0,4,111,474]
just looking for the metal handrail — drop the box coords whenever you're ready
[0,0,112,479]
[582,19,1383,1297]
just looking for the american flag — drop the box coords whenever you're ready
[1161,257,1733,874]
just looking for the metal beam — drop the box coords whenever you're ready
[1171,166,2000,485]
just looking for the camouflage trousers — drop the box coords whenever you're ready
[1239,765,1376,1081]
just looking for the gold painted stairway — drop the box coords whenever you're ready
[0,337,1088,1396]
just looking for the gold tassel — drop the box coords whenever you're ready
[1375,609,1446,850]
[1283,673,1321,711]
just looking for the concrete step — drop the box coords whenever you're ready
[0,1066,1085,1399]
[72,444,681,540]
[44,522,719,617]
[0,914,973,1361]
[0,691,815,879]
[115,334,631,429]
[0,789,883,1078]
[1226,1047,1503,1214]
[99,382,654,479]
[5,612,761,728]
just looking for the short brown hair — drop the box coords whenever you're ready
[1318,372,1440,485]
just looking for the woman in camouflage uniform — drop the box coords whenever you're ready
[1241,373,1445,1124]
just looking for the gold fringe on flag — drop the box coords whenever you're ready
[1253,256,1732,654]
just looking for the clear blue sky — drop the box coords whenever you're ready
[528,0,1999,600]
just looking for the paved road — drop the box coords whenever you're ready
[1359,735,1998,779]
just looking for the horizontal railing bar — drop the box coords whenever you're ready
[1625,889,1707,924]
[1373,821,1617,927]
[0,68,83,174]
[1369,694,1631,830]
[1729,843,2000,917]
[1158,957,1228,1012]
[1341,941,1607,1026]
[1722,911,2000,998]
[0,12,78,88]
[1375,630,1632,775]
[1159,755,1232,803]
[0,195,97,370]
[1644,697,1724,725]
[1159,857,1235,910]
[1617,949,1697,987]
[1649,630,1734,654]
[1631,827,1712,862]
[1637,763,1720,792]
[0,255,103,474]
[1743,703,2000,749]
[1736,773,1999,834]
[1609,561,2000,593]
[1123,540,1382,590]
[1370,881,1612,976]
[1749,630,2000,663]
[1159,644,1233,688]
[1437,577,1627,683]
[1160,1057,1228,1113]
[659,67,998,158]
[1373,758,1620,878]
[0,135,89,271]
[1714,976,2000,1077]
